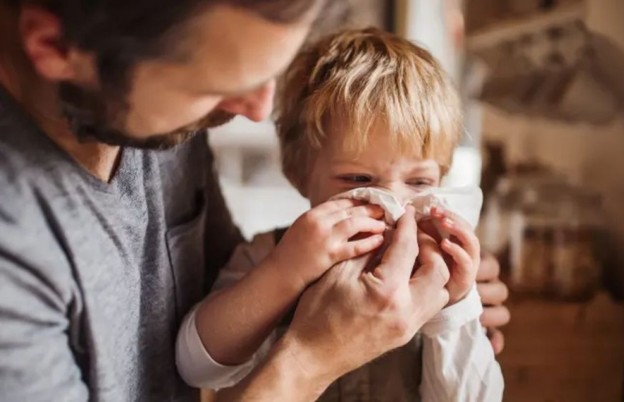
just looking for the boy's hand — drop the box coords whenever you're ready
[428,207,481,305]
[269,199,386,289]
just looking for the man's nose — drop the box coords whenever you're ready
[216,80,275,122]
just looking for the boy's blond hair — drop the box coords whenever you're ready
[275,27,463,195]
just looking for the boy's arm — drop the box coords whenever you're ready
[176,232,297,389]
[419,286,504,402]
[179,199,385,381]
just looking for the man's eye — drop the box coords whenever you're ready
[339,175,372,184]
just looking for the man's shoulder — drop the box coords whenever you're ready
[0,98,68,209]
[0,139,40,221]
[0,120,69,266]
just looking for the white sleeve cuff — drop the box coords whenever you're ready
[175,305,257,390]
[421,285,483,337]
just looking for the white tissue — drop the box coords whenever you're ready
[331,187,483,229]
[333,187,406,224]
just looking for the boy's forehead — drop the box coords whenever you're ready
[324,118,421,158]
[319,116,452,172]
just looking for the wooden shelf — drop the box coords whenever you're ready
[499,292,624,402]
[467,3,586,52]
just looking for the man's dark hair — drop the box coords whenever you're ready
[4,0,324,91]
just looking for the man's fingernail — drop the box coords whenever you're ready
[443,218,453,227]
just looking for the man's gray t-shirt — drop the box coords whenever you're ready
[0,88,243,401]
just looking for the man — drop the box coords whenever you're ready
[0,1,510,400]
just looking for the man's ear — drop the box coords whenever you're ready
[19,5,84,82]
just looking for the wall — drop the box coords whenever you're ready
[481,0,624,284]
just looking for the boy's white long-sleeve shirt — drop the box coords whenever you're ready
[176,232,504,401]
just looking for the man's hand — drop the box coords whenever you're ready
[268,199,386,289]
[218,207,452,401]
[283,206,450,381]
[477,252,510,354]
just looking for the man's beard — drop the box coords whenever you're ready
[59,82,235,150]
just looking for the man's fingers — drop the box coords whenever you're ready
[486,328,506,355]
[477,251,501,281]
[480,305,511,328]
[413,230,450,286]
[477,280,509,306]
[374,206,418,283]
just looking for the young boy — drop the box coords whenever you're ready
[176,28,504,401]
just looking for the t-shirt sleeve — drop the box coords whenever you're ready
[0,176,88,401]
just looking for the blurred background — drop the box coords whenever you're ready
[207,1,624,400]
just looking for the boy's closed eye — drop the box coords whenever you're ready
[335,175,435,190]
[336,174,373,184]
[406,178,434,188]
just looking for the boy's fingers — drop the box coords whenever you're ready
[437,218,480,259]
[440,239,473,275]
[338,204,385,220]
[334,216,386,239]
[338,235,385,261]
[315,198,360,215]
[431,207,472,232]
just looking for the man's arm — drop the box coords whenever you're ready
[216,336,333,402]
[0,204,88,401]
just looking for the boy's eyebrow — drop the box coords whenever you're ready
[407,165,440,176]
[330,160,372,169]
[408,164,438,172]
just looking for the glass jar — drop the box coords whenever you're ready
[509,187,556,295]
[550,191,603,301]
[507,181,605,301]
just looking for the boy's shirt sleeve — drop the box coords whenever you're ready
[419,285,505,402]
[175,231,277,390]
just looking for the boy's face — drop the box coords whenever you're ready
[306,121,442,207]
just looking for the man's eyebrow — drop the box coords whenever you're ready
[198,77,276,97]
